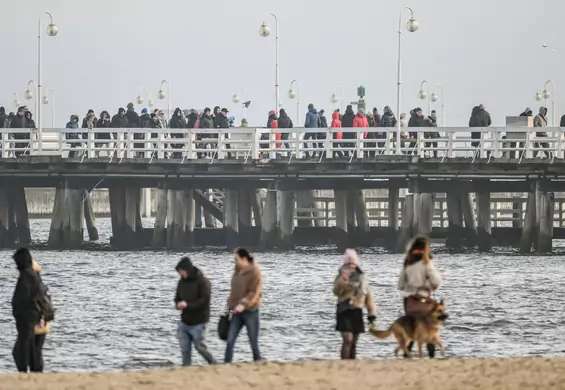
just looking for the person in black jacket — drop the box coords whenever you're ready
[278,108,293,151]
[317,109,328,157]
[469,106,481,147]
[169,107,187,158]
[11,107,29,156]
[174,257,216,366]
[407,107,425,154]
[0,106,7,128]
[95,111,112,157]
[12,248,44,372]
[341,105,356,157]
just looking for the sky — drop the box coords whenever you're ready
[0,0,562,127]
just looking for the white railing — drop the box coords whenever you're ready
[0,127,561,161]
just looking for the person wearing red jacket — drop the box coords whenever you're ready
[331,111,343,158]
[353,109,369,157]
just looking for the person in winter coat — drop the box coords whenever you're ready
[169,108,187,158]
[262,110,279,158]
[469,106,482,148]
[353,109,369,157]
[380,106,397,152]
[66,114,81,157]
[304,103,321,158]
[424,110,440,158]
[10,108,30,156]
[317,109,328,156]
[397,113,409,153]
[94,111,112,157]
[560,113,565,127]
[225,248,262,363]
[365,112,377,157]
[520,107,533,117]
[125,102,139,127]
[333,249,376,360]
[186,109,199,129]
[534,106,549,158]
[82,109,97,129]
[174,257,216,366]
[29,259,51,372]
[407,108,425,155]
[12,248,46,372]
[111,107,129,147]
[0,106,8,128]
[278,109,292,152]
[341,105,356,157]
[372,108,382,127]
[398,236,443,358]
[331,111,343,158]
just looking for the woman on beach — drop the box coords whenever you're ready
[333,249,376,360]
[31,259,52,372]
[397,236,443,358]
[225,248,262,363]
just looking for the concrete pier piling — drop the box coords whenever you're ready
[48,186,84,249]
[476,190,492,252]
[12,187,31,247]
[396,193,414,252]
[279,190,295,249]
[346,192,356,244]
[520,192,537,253]
[536,187,554,253]
[224,189,239,250]
[124,188,142,249]
[152,186,167,247]
[171,191,186,250]
[260,185,277,249]
[195,203,203,228]
[165,189,176,249]
[352,190,370,244]
[238,188,253,245]
[413,192,434,238]
[0,189,11,247]
[109,187,126,247]
[83,190,99,241]
[461,191,477,246]
[334,190,349,251]
[184,190,195,248]
[251,189,263,229]
[446,189,464,251]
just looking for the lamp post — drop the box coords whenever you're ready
[157,80,171,121]
[288,80,299,124]
[431,84,445,126]
[42,88,55,128]
[259,14,280,111]
[13,93,21,109]
[396,6,419,154]
[24,80,38,121]
[37,12,58,152]
[330,85,344,113]
[417,80,431,116]
[137,87,153,108]
[537,80,555,126]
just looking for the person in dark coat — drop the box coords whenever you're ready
[66,114,80,157]
[12,248,44,372]
[95,111,112,157]
[187,109,199,129]
[317,109,328,157]
[0,106,7,128]
[11,107,29,156]
[469,106,482,147]
[169,107,187,158]
[278,108,293,151]
[217,108,232,157]
[175,257,216,366]
[111,107,129,129]
[340,105,356,157]
[520,107,533,117]
[407,107,425,154]
[424,110,440,158]
[304,103,321,158]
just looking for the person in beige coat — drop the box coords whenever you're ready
[333,249,376,360]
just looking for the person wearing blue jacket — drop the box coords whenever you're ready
[304,103,321,158]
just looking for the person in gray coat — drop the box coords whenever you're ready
[534,106,549,158]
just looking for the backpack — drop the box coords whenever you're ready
[37,286,55,322]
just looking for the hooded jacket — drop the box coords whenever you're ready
[278,109,293,129]
[111,109,129,128]
[304,108,320,128]
[341,106,355,128]
[174,257,211,325]
[0,107,7,128]
[331,111,342,140]
[381,107,397,128]
[12,248,43,324]
[353,113,369,128]
[66,115,80,139]
[126,106,139,128]
[169,108,187,129]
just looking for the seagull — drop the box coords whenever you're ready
[542,44,557,52]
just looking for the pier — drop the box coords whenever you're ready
[2,124,565,252]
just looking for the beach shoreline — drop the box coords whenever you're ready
[1,357,564,390]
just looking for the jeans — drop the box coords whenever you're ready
[224,309,261,363]
[13,320,36,372]
[177,322,216,366]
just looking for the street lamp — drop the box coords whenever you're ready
[137,87,153,107]
[37,12,58,152]
[24,80,38,121]
[259,14,280,111]
[13,93,21,108]
[42,88,55,128]
[396,6,419,154]
[417,80,431,116]
[542,80,555,126]
[157,80,171,121]
[288,80,299,124]
[330,85,344,112]
[431,84,445,126]
[232,93,240,104]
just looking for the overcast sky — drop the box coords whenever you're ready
[0,0,562,127]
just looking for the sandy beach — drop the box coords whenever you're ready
[1,358,564,390]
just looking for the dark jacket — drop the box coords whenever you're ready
[187,112,199,129]
[139,113,151,128]
[278,109,293,129]
[341,106,356,140]
[66,115,80,140]
[200,114,213,129]
[0,107,7,128]
[216,113,230,129]
[477,108,491,127]
[380,107,397,128]
[169,108,187,128]
[304,108,320,128]
[174,258,211,326]
[560,115,565,127]
[12,248,42,324]
[424,116,440,139]
[408,113,426,128]
[111,113,129,128]
[319,112,328,128]
[126,109,139,128]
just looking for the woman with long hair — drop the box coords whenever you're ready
[333,249,376,360]
[224,248,262,363]
[398,236,443,358]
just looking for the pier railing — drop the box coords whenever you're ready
[0,127,561,160]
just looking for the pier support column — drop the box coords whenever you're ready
[520,192,536,253]
[251,189,263,229]
[238,188,253,245]
[512,197,522,228]
[48,188,65,248]
[476,190,492,252]
[124,188,142,249]
[204,192,216,228]
[166,189,176,249]
[461,191,477,246]
[195,203,203,228]
[536,187,554,253]
[83,190,99,241]
[352,190,370,245]
[152,185,167,247]
[0,190,11,247]
[141,188,152,217]
[388,188,399,231]
[334,190,349,251]
[296,190,316,227]
[260,185,277,248]
[109,187,126,247]
[224,189,239,250]
[12,187,31,247]
[49,185,84,249]
[396,193,414,252]
[184,189,195,248]
[413,192,434,238]
[279,190,295,249]
[446,188,464,251]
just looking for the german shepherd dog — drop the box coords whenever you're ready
[369,300,448,359]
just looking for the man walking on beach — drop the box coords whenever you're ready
[174,257,216,366]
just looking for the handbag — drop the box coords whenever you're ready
[217,311,232,341]
[405,294,435,317]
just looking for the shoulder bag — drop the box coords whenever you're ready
[217,311,232,341]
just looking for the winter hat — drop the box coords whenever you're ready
[319,109,325,115]
[343,249,359,265]
[308,103,314,110]
[127,102,134,109]
[13,247,32,271]
[141,108,148,114]
[268,110,276,116]
[415,107,422,113]
[176,256,194,272]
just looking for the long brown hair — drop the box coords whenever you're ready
[403,236,431,268]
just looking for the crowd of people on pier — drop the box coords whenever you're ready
[1,99,560,158]
[10,237,443,372]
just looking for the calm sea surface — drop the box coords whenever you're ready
[0,218,564,372]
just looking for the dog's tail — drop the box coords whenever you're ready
[369,327,391,339]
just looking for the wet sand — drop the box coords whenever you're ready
[1,358,564,390]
